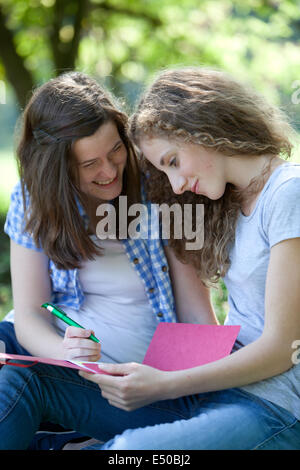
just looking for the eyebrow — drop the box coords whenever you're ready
[80,139,122,165]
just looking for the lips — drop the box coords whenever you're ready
[191,180,199,194]
[93,175,118,187]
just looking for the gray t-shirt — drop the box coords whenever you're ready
[224,162,300,419]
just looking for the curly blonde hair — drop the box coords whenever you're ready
[129,66,294,283]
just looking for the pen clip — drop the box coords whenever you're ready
[42,303,68,316]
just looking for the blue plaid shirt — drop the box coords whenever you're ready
[4,182,177,323]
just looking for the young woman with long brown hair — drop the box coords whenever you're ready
[0,71,215,449]
[81,67,300,449]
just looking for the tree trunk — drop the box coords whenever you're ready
[50,0,89,73]
[0,6,35,109]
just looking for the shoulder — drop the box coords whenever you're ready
[262,163,300,246]
[8,180,31,208]
[264,163,300,209]
[4,180,41,251]
[5,180,28,220]
[9,180,23,202]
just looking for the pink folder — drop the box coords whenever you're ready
[143,323,240,371]
[0,354,111,374]
[0,323,240,374]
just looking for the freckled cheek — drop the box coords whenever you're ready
[199,156,214,173]
[194,163,214,183]
[205,162,214,171]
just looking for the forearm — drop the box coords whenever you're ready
[14,308,64,359]
[177,290,218,325]
[164,245,218,325]
[166,334,294,400]
[10,242,63,358]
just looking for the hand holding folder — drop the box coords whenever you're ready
[0,323,240,374]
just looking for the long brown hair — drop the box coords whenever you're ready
[17,71,140,270]
[129,66,294,283]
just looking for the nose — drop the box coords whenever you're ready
[169,174,186,195]
[97,156,117,179]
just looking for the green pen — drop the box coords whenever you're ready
[41,303,100,343]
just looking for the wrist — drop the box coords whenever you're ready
[55,339,66,360]
[161,369,190,400]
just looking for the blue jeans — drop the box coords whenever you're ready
[92,388,300,450]
[1,323,299,450]
[0,356,192,449]
[0,321,29,356]
[0,321,88,448]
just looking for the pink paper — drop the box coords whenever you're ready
[0,353,109,374]
[0,353,85,371]
[142,323,240,371]
[0,323,240,374]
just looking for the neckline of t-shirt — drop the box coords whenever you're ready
[239,162,297,222]
[90,234,122,245]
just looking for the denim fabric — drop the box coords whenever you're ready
[1,347,300,450]
[0,357,190,450]
[0,321,28,356]
[0,321,86,449]
[94,388,300,450]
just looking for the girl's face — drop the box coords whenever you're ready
[140,136,227,200]
[73,121,127,203]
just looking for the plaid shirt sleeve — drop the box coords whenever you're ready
[4,181,42,252]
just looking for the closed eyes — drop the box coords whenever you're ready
[169,156,177,167]
[82,160,96,168]
[80,142,123,168]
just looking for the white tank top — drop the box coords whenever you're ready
[55,237,159,364]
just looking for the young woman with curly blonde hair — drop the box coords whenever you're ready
[82,67,300,450]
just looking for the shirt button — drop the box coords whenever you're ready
[133,258,139,264]
[157,312,163,318]
[48,269,53,275]
[161,265,168,272]
[148,287,155,294]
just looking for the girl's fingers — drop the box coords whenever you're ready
[65,326,95,338]
[65,349,101,361]
[75,355,101,362]
[64,337,101,350]
[62,328,101,361]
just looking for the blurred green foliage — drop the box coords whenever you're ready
[210,280,229,325]
[0,214,11,320]
[1,0,300,321]
[1,0,300,110]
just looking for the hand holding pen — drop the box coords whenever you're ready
[42,303,101,362]
[62,326,101,362]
